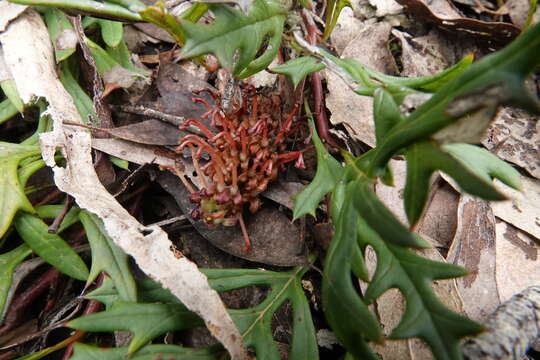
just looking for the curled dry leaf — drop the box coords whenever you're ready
[483,107,540,180]
[326,21,394,147]
[0,8,248,359]
[446,195,500,322]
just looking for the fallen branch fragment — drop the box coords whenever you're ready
[0,6,248,359]
[461,286,540,360]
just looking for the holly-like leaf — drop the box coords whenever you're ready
[373,88,403,144]
[68,302,203,354]
[366,22,540,176]
[357,217,483,360]
[179,0,286,78]
[80,211,137,302]
[205,266,318,360]
[14,213,89,281]
[86,265,318,360]
[70,343,223,360]
[271,57,324,88]
[0,142,40,238]
[0,244,31,319]
[293,119,343,219]
[322,180,381,360]
[404,141,516,226]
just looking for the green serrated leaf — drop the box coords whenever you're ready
[80,211,137,302]
[293,119,343,219]
[14,213,89,281]
[179,0,286,78]
[442,143,521,190]
[322,180,381,359]
[367,22,540,176]
[0,244,31,320]
[43,8,76,62]
[0,142,40,238]
[373,88,403,144]
[71,343,223,360]
[97,19,124,47]
[357,218,483,360]
[1,79,24,112]
[68,302,203,354]
[404,141,512,226]
[271,57,325,88]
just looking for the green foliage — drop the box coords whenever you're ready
[0,244,32,319]
[0,99,19,125]
[96,19,124,47]
[0,79,24,112]
[43,8,76,62]
[81,265,317,360]
[80,211,137,302]
[178,0,286,78]
[14,213,89,281]
[271,57,325,87]
[0,142,40,238]
[70,343,223,360]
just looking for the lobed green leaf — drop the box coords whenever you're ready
[70,343,223,360]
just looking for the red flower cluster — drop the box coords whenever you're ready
[176,85,304,251]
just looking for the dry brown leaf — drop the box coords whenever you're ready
[446,195,500,322]
[326,21,394,147]
[491,176,540,239]
[376,159,408,224]
[329,7,365,55]
[495,221,540,302]
[483,107,540,180]
[0,8,248,359]
[369,0,404,17]
[505,0,540,27]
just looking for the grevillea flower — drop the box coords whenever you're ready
[176,84,305,251]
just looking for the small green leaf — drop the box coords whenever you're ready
[404,142,512,226]
[14,213,89,281]
[43,8,77,62]
[271,57,325,88]
[322,0,352,41]
[71,343,223,360]
[80,211,137,302]
[109,155,130,169]
[322,180,381,359]
[179,0,286,78]
[357,218,483,360]
[0,142,40,238]
[105,39,149,76]
[68,302,203,354]
[0,244,32,319]
[0,79,24,112]
[97,19,124,47]
[373,88,403,144]
[59,60,96,124]
[442,143,521,190]
[293,119,343,219]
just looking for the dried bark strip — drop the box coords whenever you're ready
[462,286,540,360]
[0,7,248,359]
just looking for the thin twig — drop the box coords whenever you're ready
[110,104,186,127]
[48,196,73,234]
[148,216,188,228]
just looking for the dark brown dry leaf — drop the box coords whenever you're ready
[447,195,500,322]
[153,62,217,121]
[105,119,184,146]
[157,171,308,266]
[262,179,305,210]
[483,107,540,180]
[133,23,176,43]
[396,0,520,44]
